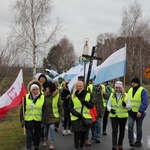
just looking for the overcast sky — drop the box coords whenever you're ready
[0,0,150,57]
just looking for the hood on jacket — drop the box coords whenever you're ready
[27,79,42,92]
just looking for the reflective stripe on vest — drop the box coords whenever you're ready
[71,93,92,121]
[128,87,143,112]
[52,93,60,118]
[101,84,106,107]
[25,94,44,121]
[109,93,129,118]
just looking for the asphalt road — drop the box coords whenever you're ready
[24,105,150,150]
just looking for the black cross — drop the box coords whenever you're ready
[82,46,102,91]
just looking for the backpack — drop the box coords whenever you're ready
[90,105,98,122]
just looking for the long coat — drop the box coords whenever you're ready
[43,90,64,124]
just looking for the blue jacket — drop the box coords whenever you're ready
[139,89,148,115]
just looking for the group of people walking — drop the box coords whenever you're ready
[20,73,148,150]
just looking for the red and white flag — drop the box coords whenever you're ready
[0,69,27,119]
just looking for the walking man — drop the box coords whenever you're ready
[128,77,148,147]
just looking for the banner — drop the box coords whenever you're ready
[94,46,126,85]
[0,69,26,119]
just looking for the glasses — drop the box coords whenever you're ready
[32,88,39,91]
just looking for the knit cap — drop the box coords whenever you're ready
[30,84,39,91]
[115,81,123,88]
[131,77,140,85]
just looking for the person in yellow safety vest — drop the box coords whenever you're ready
[54,78,64,132]
[58,76,64,89]
[42,81,64,150]
[78,76,92,146]
[69,81,94,150]
[37,73,49,140]
[101,82,111,135]
[107,81,131,150]
[20,79,46,150]
[88,79,94,92]
[128,77,148,147]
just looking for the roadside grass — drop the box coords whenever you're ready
[0,84,150,150]
[0,106,26,150]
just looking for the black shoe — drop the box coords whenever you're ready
[95,138,100,143]
[91,135,95,140]
[34,147,39,150]
[55,127,58,132]
[133,141,142,147]
[112,147,117,150]
[129,140,134,147]
[103,131,107,135]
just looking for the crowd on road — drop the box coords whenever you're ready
[20,73,148,150]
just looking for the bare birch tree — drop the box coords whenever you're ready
[9,0,61,77]
[120,1,150,82]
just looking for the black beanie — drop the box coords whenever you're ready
[38,74,47,81]
[45,81,56,92]
[131,77,140,85]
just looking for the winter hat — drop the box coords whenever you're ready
[115,81,123,88]
[30,84,39,91]
[78,75,84,81]
[131,77,140,85]
[45,81,56,92]
[38,74,47,81]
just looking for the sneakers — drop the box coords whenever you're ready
[95,138,100,143]
[43,140,48,146]
[62,130,67,136]
[132,141,142,147]
[49,142,54,150]
[67,129,72,135]
[84,140,91,146]
[62,129,72,135]
[34,147,39,150]
[103,131,107,135]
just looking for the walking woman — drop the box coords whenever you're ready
[20,79,46,150]
[42,81,64,150]
[107,81,131,150]
[69,81,93,150]
[61,81,72,135]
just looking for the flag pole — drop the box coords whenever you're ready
[22,97,26,135]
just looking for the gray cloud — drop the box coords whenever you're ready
[0,0,150,57]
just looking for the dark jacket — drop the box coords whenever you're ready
[43,89,64,124]
[92,86,105,118]
[61,88,71,106]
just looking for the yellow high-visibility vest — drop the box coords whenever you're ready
[71,93,92,121]
[25,94,44,121]
[128,87,143,112]
[52,93,60,118]
[109,93,129,118]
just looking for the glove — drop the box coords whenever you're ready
[21,120,25,127]
[75,90,85,99]
[77,113,83,119]
[81,100,87,105]
[110,109,116,114]
[122,101,126,107]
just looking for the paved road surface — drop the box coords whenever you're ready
[24,105,150,150]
